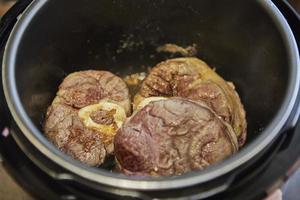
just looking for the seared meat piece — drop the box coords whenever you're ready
[156,43,197,57]
[44,70,130,167]
[134,58,247,146]
[55,70,131,115]
[45,104,107,166]
[115,98,238,176]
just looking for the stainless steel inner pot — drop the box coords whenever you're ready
[2,0,299,198]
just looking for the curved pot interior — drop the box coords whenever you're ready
[13,0,288,172]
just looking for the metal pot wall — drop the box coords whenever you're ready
[1,0,300,199]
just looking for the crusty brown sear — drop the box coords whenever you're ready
[44,70,130,167]
[134,57,247,146]
[115,98,238,176]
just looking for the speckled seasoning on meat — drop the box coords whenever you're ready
[44,70,130,167]
[114,98,238,176]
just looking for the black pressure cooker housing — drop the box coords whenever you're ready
[0,0,300,199]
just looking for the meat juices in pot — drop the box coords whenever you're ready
[134,58,247,146]
[44,70,130,167]
[114,98,239,176]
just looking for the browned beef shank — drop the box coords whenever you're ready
[134,58,247,146]
[44,70,130,167]
[114,98,238,176]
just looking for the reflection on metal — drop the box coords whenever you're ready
[1,127,9,138]
[61,195,77,200]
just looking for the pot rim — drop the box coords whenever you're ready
[2,0,300,190]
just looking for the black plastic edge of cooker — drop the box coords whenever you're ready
[0,0,33,128]
[276,0,300,130]
[0,0,33,155]
[0,0,62,200]
[1,0,300,193]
